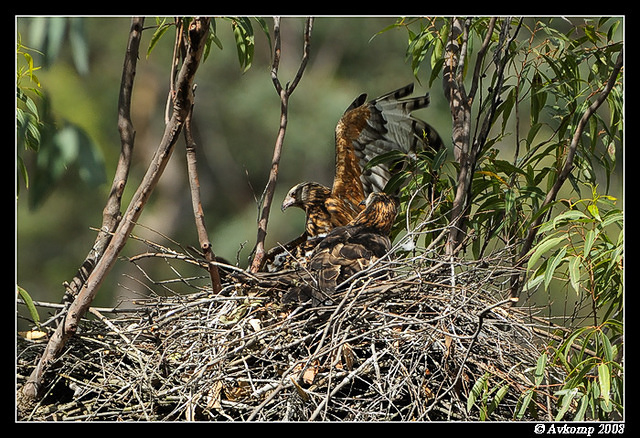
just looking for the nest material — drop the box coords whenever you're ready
[17,248,552,422]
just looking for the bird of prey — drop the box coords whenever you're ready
[281,191,399,306]
[282,83,443,236]
[264,83,443,272]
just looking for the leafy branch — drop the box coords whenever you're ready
[380,16,623,420]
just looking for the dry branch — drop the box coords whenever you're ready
[184,91,222,293]
[250,17,313,273]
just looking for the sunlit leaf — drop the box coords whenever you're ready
[568,255,582,294]
[17,285,40,326]
[597,363,611,407]
[534,351,547,386]
[467,372,489,413]
[544,246,566,289]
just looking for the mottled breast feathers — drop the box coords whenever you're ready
[282,192,399,305]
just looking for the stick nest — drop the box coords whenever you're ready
[17,245,552,421]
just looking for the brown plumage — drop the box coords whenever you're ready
[281,192,399,306]
[265,83,443,272]
[282,84,443,234]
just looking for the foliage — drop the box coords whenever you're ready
[147,17,271,71]
[16,35,43,194]
[17,25,106,210]
[378,16,623,420]
[522,186,623,420]
[25,17,90,74]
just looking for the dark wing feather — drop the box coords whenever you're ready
[351,83,445,195]
[330,83,444,221]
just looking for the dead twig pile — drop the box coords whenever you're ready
[17,242,554,422]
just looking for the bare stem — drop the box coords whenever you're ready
[250,17,313,273]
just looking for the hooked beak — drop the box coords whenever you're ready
[281,195,295,212]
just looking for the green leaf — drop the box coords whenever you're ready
[523,273,544,292]
[584,25,600,44]
[568,255,582,294]
[231,17,255,72]
[516,388,535,419]
[17,155,29,192]
[526,123,543,147]
[597,363,611,407]
[428,57,445,88]
[583,228,599,257]
[68,17,89,75]
[555,387,579,421]
[601,209,623,229]
[552,210,589,229]
[587,203,601,221]
[467,372,489,413]
[147,19,172,58]
[534,351,547,386]
[527,235,565,271]
[544,246,566,290]
[487,384,510,417]
[17,285,40,326]
[599,330,614,362]
[530,71,547,124]
[252,17,272,53]
[574,390,589,421]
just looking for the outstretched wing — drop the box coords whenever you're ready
[351,83,444,195]
[330,83,444,222]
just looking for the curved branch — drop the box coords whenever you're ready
[184,93,222,293]
[62,17,143,304]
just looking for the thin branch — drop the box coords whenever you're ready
[249,17,313,273]
[184,89,222,293]
[443,17,472,255]
[468,17,497,100]
[61,17,143,304]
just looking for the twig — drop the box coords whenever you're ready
[308,348,389,421]
[249,17,314,273]
[184,86,222,293]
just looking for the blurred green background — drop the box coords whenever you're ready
[16,17,454,312]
